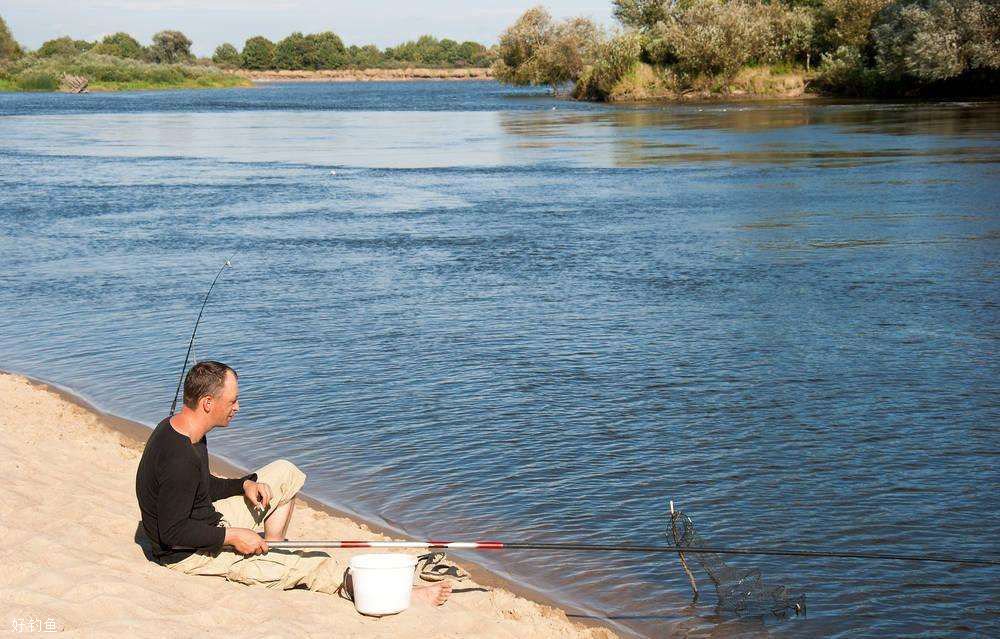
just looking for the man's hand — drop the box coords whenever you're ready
[243,479,272,512]
[225,527,268,556]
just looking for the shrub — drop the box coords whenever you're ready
[814,45,883,93]
[613,0,671,29]
[641,21,677,66]
[492,6,599,88]
[574,31,643,99]
[15,69,59,90]
[241,36,276,70]
[212,43,240,67]
[873,0,999,83]
[148,30,193,64]
[2,51,246,91]
[0,15,22,61]
[533,17,601,85]
[762,2,815,64]
[815,0,893,52]
[492,7,553,84]
[657,0,773,79]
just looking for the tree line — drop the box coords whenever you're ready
[0,18,494,71]
[492,0,999,99]
[223,33,493,70]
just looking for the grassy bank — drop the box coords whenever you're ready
[583,62,809,101]
[0,51,251,92]
[0,16,496,92]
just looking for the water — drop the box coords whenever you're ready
[1,82,998,638]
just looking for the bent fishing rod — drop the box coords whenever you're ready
[170,256,235,415]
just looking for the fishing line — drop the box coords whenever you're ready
[169,255,235,415]
[260,539,999,566]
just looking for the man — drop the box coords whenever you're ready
[135,360,451,606]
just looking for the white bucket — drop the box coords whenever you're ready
[349,553,418,616]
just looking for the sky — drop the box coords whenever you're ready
[3,1,617,56]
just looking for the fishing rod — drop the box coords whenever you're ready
[169,256,235,415]
[260,539,999,566]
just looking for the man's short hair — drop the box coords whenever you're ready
[183,361,238,410]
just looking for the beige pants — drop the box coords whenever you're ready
[163,459,347,595]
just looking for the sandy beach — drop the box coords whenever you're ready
[0,372,615,638]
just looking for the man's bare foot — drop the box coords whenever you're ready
[412,581,452,606]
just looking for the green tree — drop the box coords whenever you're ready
[378,36,491,67]
[93,32,144,58]
[273,32,346,69]
[0,15,23,61]
[457,40,490,66]
[439,38,460,64]
[348,44,384,67]
[212,42,241,67]
[274,32,310,68]
[306,31,347,68]
[386,35,430,64]
[148,30,193,63]
[37,36,95,57]
[241,36,276,69]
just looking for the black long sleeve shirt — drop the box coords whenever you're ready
[135,417,256,562]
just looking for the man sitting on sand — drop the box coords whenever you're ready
[135,360,452,607]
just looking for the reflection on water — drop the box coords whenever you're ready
[498,100,1000,166]
[0,83,998,639]
[2,95,997,170]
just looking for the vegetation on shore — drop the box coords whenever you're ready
[492,0,999,100]
[0,54,250,92]
[221,33,493,71]
[0,16,495,92]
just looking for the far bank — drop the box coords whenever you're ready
[234,67,492,83]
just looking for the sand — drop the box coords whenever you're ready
[0,372,616,638]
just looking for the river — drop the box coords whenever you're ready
[1,82,997,638]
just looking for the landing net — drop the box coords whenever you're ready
[669,510,806,619]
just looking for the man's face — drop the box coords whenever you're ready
[204,371,240,427]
